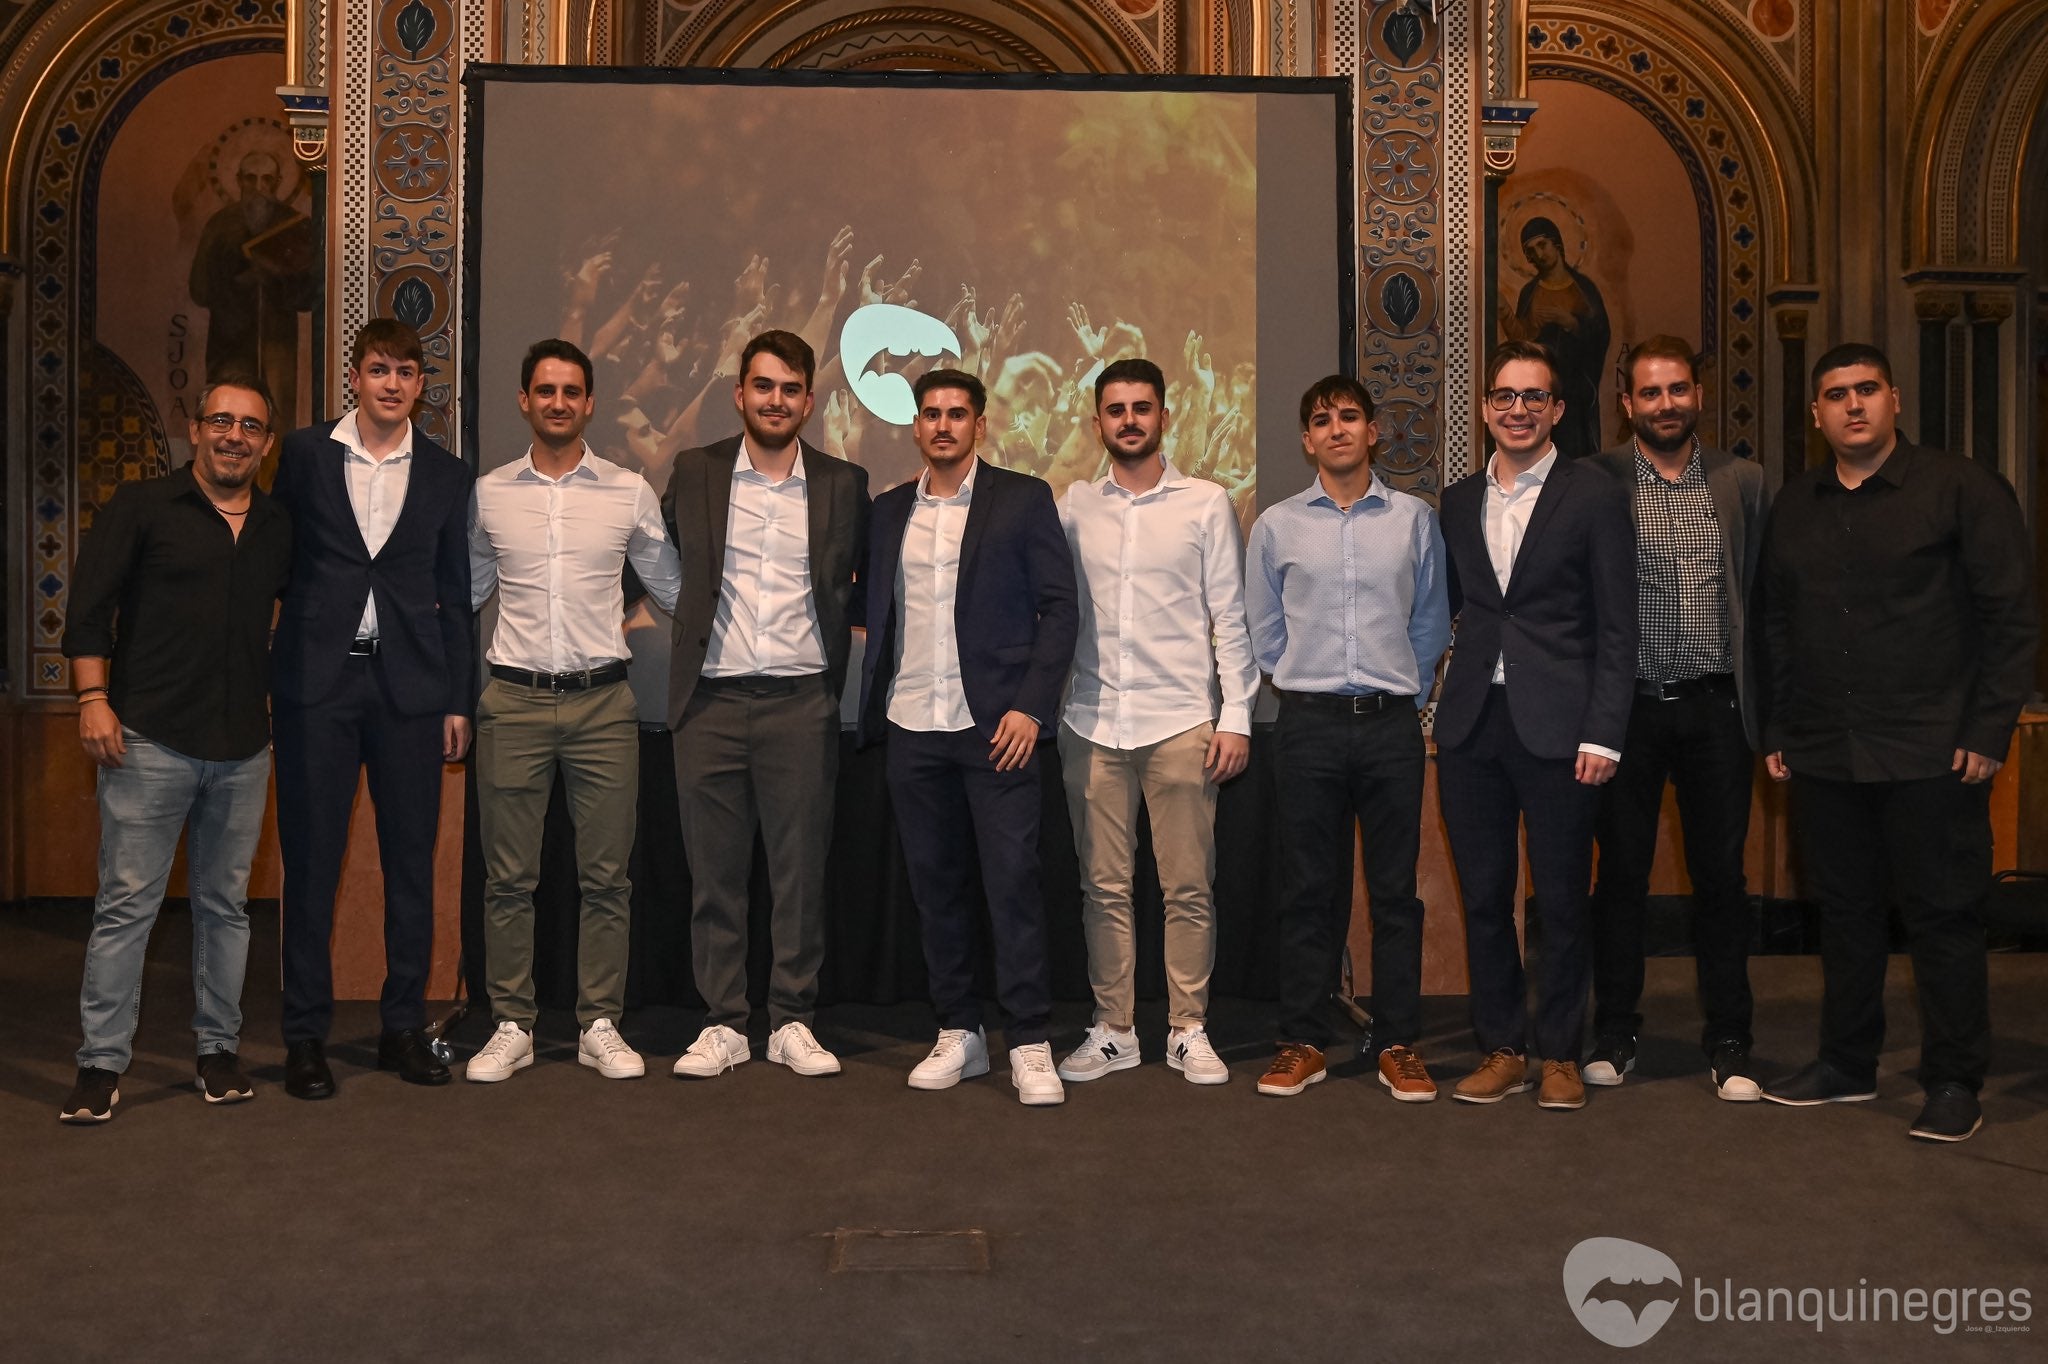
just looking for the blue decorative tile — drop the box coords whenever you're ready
[98,57,121,79]
[38,574,61,599]
[1629,50,1651,73]
[1733,298,1754,321]
[1733,224,1755,248]
[1719,156,1739,179]
[1560,26,1583,49]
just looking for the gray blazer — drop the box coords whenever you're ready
[660,433,871,727]
[1590,443,1769,748]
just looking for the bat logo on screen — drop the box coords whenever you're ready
[1562,1237,1684,1347]
[839,303,961,426]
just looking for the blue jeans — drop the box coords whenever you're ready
[77,730,272,1072]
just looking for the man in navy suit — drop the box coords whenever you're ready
[270,317,475,1099]
[857,368,1078,1106]
[1435,339,1636,1112]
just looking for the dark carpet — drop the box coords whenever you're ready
[3,903,2045,1363]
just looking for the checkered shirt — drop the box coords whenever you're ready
[1633,441,1733,683]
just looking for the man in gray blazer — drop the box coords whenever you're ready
[661,330,870,1081]
[1584,335,1769,1101]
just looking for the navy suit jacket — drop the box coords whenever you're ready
[1436,452,1637,759]
[856,460,1077,747]
[269,419,475,718]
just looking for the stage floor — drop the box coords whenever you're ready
[4,903,2045,1362]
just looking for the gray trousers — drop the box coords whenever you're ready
[674,674,839,1030]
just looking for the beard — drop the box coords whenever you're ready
[1632,409,1698,455]
[743,408,802,452]
[239,195,283,234]
[1105,428,1163,465]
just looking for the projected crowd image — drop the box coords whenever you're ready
[509,84,1261,533]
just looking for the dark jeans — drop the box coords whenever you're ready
[1272,698,1427,1052]
[1792,772,1992,1093]
[1438,686,1599,1062]
[273,658,445,1044]
[1589,685,1755,1051]
[675,675,838,1031]
[884,723,1052,1047]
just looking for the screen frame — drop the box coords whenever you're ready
[458,62,1357,468]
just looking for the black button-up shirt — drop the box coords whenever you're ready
[61,466,293,761]
[1760,439,2037,782]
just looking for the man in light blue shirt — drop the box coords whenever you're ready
[1245,375,1451,1101]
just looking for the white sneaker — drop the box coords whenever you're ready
[907,1027,989,1090]
[1010,1043,1067,1106]
[466,1021,533,1083]
[578,1019,645,1079]
[767,1020,842,1076]
[1057,1024,1141,1082]
[1165,1025,1230,1085]
[672,1024,751,1078]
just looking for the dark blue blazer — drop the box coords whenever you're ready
[269,419,475,717]
[856,460,1077,747]
[1436,452,1637,759]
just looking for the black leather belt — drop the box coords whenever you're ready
[1637,672,1735,701]
[489,662,629,693]
[697,672,823,697]
[1275,689,1414,714]
[348,637,379,656]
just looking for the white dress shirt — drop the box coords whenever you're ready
[703,439,827,678]
[1483,445,1620,761]
[334,408,413,641]
[887,462,976,733]
[1060,461,1258,749]
[469,444,682,673]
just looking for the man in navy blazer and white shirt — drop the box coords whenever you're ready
[1434,338,1637,1113]
[269,318,475,1100]
[857,367,1078,1106]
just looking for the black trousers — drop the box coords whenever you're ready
[884,723,1052,1047]
[674,675,838,1031]
[1273,698,1427,1052]
[273,657,446,1043]
[1589,685,1755,1051]
[1437,686,1599,1062]
[1792,772,1992,1092]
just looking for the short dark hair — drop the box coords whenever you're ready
[1484,339,1561,392]
[913,367,986,417]
[1810,342,1893,395]
[1621,334,1700,388]
[1298,374,1376,428]
[197,372,276,426]
[521,338,595,393]
[350,317,424,369]
[740,329,816,389]
[1094,357,1166,407]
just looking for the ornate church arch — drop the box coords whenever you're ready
[1907,2,2048,271]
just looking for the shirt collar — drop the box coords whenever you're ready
[1096,457,1182,500]
[1631,438,1704,485]
[915,458,977,505]
[1303,467,1389,509]
[336,408,414,464]
[1488,445,1558,492]
[736,437,806,486]
[1821,440,1911,493]
[515,442,601,483]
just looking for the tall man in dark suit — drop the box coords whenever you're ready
[1436,339,1636,1112]
[662,330,870,1081]
[1759,342,2036,1143]
[857,368,1078,1106]
[270,318,475,1100]
[1585,336,1770,1101]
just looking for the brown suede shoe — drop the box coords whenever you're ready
[1538,1059,1587,1110]
[1257,1044,1327,1096]
[1452,1048,1530,1103]
[1377,1045,1438,1103]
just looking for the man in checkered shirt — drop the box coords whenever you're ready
[1584,335,1770,1102]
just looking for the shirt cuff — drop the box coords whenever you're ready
[1216,705,1252,737]
[1578,742,1622,762]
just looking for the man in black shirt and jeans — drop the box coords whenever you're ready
[57,375,293,1123]
[1759,342,2037,1142]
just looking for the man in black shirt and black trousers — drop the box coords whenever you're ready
[57,374,293,1123]
[1759,342,2037,1142]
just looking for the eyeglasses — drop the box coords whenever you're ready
[1484,388,1555,412]
[200,413,271,438]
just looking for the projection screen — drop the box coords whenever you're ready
[461,67,1354,717]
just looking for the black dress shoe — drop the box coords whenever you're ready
[285,1039,336,1101]
[378,1029,452,1086]
[1762,1058,1877,1106]
[1908,1083,1982,1143]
